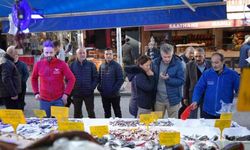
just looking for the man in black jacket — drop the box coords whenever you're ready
[0,46,21,109]
[98,48,124,118]
[14,54,29,110]
[70,48,98,118]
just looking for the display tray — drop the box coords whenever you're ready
[0,118,248,150]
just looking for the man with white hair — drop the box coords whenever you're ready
[0,46,21,109]
[180,46,195,63]
[70,48,98,118]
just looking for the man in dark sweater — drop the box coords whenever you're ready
[98,48,124,118]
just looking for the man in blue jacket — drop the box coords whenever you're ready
[239,36,250,72]
[152,43,185,118]
[70,48,98,118]
[190,53,240,119]
[98,48,124,118]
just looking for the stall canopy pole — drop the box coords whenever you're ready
[77,30,82,48]
[116,27,122,65]
[59,32,63,50]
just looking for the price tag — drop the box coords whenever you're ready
[139,114,154,125]
[151,111,163,120]
[0,109,26,131]
[33,109,47,118]
[220,112,233,120]
[58,121,84,132]
[90,125,109,138]
[51,106,69,121]
[237,69,250,111]
[214,119,231,132]
[159,132,180,146]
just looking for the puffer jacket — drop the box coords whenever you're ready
[70,59,98,97]
[97,60,124,97]
[152,55,185,106]
[125,65,155,117]
[0,54,21,98]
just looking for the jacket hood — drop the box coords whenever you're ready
[124,65,144,81]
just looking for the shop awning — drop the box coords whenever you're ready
[0,0,226,32]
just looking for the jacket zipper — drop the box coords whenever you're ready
[215,75,220,115]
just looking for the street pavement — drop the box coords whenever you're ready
[0,95,249,129]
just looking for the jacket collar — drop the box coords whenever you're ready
[105,60,114,65]
[4,53,14,62]
[77,59,87,64]
[211,65,229,75]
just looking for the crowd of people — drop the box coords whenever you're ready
[0,36,247,119]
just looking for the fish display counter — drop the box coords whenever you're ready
[0,118,249,150]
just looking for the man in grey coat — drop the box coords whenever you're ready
[122,38,138,66]
[183,47,211,118]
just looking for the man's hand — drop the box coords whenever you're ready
[11,95,18,100]
[183,99,189,106]
[190,102,198,110]
[160,72,169,80]
[35,94,40,100]
[62,94,68,105]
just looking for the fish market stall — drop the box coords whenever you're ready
[0,118,249,149]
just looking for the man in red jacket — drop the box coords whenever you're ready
[31,40,75,117]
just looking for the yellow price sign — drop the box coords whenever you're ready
[214,119,231,132]
[0,109,26,131]
[237,69,250,111]
[51,106,69,121]
[90,125,109,138]
[58,121,84,132]
[139,114,154,125]
[151,111,163,121]
[159,132,180,146]
[33,109,47,118]
[220,112,233,120]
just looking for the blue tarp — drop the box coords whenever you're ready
[0,0,226,32]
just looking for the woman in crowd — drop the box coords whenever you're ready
[125,55,155,118]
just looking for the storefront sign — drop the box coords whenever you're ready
[144,19,248,31]
[159,132,180,146]
[90,125,109,138]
